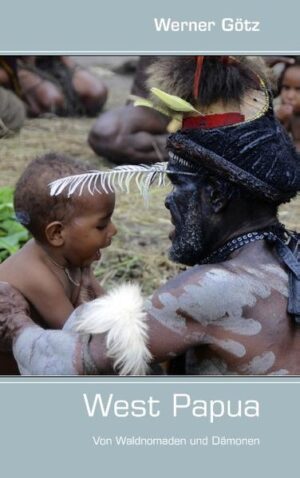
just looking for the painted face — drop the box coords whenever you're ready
[165,162,206,266]
[62,192,117,267]
[280,66,300,113]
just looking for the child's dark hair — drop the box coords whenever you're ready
[14,152,89,242]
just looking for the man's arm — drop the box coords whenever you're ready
[0,282,150,375]
[0,282,110,375]
[0,273,210,376]
[144,280,208,362]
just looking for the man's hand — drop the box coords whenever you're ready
[0,282,32,346]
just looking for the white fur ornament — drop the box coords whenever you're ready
[70,283,152,376]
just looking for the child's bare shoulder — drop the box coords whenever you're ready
[0,239,62,298]
[0,240,74,328]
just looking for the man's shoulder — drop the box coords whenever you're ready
[146,258,288,335]
[150,259,288,321]
[160,262,240,292]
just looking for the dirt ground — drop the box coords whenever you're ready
[1,56,300,294]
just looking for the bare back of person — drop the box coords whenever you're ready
[147,241,300,375]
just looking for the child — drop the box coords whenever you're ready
[274,59,300,151]
[0,152,117,373]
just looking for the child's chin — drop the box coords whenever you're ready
[89,250,101,264]
[94,249,101,261]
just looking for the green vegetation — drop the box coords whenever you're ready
[0,187,29,261]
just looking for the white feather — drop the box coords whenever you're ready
[49,161,196,199]
[49,162,170,197]
[70,283,152,376]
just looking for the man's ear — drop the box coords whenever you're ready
[45,222,65,246]
[204,179,231,213]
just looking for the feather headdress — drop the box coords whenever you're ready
[50,56,284,202]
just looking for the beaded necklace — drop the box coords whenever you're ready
[200,230,278,265]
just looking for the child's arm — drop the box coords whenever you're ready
[89,273,106,297]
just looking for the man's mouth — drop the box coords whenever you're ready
[168,211,179,240]
[169,210,177,225]
[169,215,176,240]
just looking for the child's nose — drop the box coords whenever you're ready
[109,222,118,237]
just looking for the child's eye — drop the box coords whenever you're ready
[97,224,107,231]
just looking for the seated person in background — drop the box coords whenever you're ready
[274,57,300,151]
[0,153,117,373]
[0,56,108,118]
[88,56,170,164]
[0,57,26,136]
[0,86,26,137]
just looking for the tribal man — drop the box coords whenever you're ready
[1,56,300,375]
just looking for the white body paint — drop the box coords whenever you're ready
[148,262,289,374]
[13,326,78,375]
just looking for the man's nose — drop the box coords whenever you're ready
[165,193,172,210]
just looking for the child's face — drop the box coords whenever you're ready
[280,66,300,113]
[62,192,117,267]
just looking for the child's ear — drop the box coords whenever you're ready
[45,222,65,246]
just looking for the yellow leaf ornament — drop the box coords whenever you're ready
[151,87,200,114]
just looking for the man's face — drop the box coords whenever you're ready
[165,162,207,266]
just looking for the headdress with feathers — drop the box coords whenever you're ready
[50,56,299,204]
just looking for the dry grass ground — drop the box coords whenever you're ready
[0,57,182,295]
[1,56,300,295]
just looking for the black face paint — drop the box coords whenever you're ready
[165,161,208,266]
